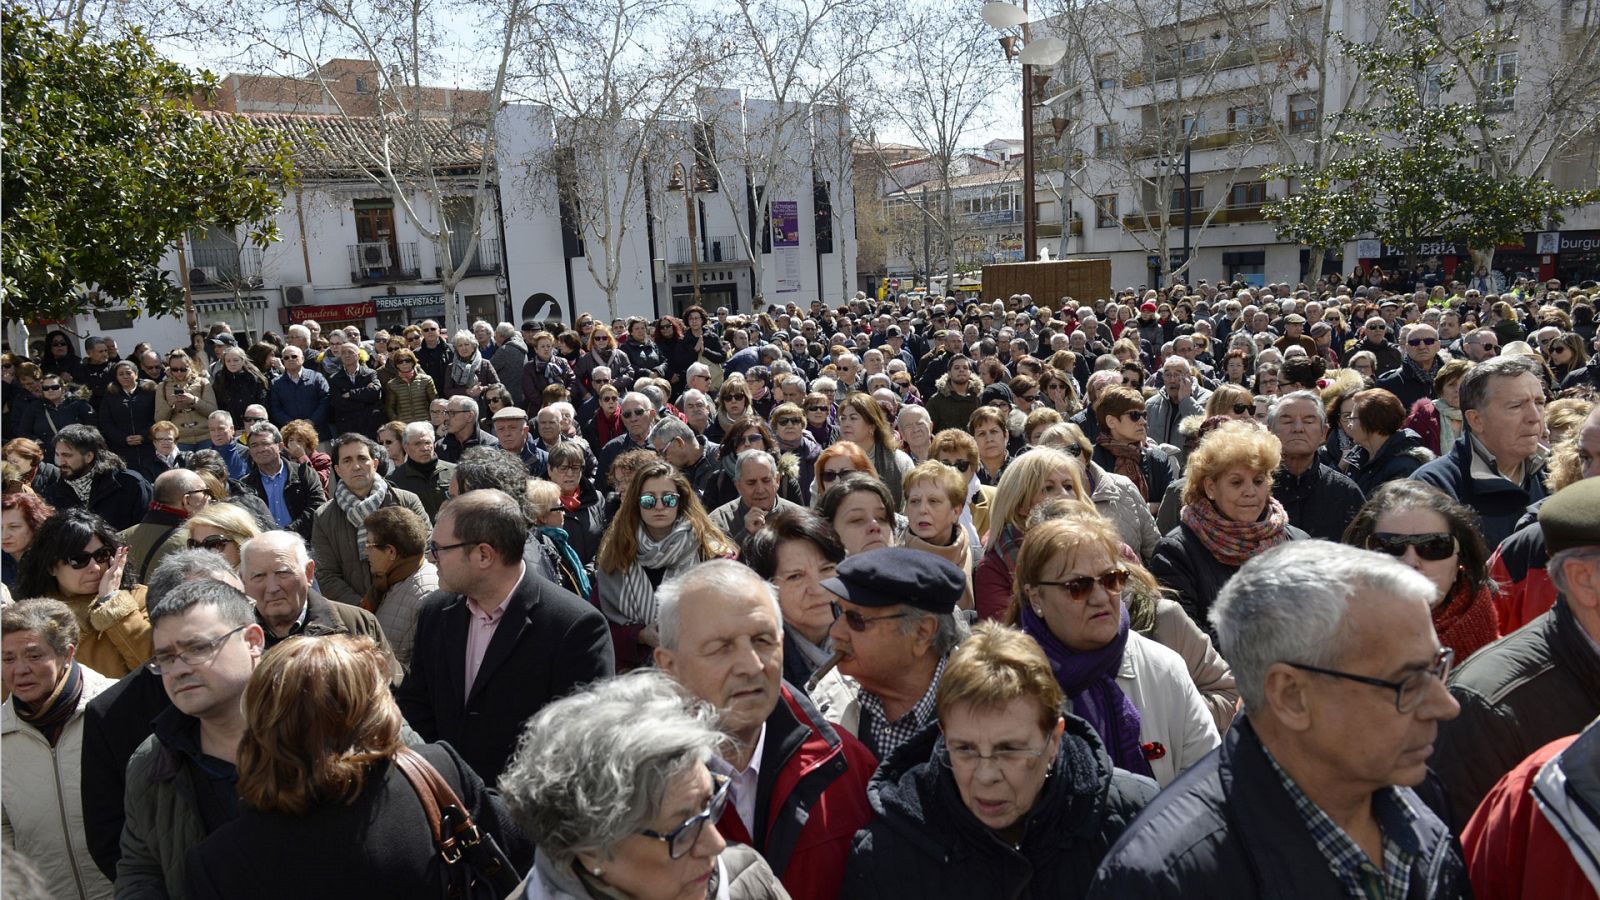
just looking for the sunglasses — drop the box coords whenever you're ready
[1036,567,1131,601]
[42,384,63,392]
[740,433,766,445]
[639,492,680,510]
[805,405,829,413]
[1407,337,1439,347]
[1367,532,1456,561]
[243,416,267,424]
[820,468,855,484]
[621,408,650,419]
[1231,403,1252,414]
[1121,410,1147,421]
[939,458,971,472]
[66,547,117,569]
[187,534,235,551]
[830,601,911,632]
[775,416,803,427]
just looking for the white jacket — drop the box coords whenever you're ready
[1117,630,1221,786]
[2,665,117,900]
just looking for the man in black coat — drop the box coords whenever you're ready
[1268,392,1365,540]
[1090,542,1469,898]
[44,424,152,531]
[1375,322,1443,410]
[238,422,327,538]
[434,395,496,463]
[395,489,613,783]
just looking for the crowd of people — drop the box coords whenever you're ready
[2,274,1599,900]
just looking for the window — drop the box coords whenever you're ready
[1289,93,1319,132]
[1485,52,1517,107]
[1170,187,1204,210]
[1421,64,1443,107]
[1229,181,1267,207]
[1228,106,1266,129]
[1096,54,1118,90]
[1179,113,1206,137]
[354,75,370,94]
[1095,194,1119,228]
[1181,41,1206,62]
[1095,125,1116,153]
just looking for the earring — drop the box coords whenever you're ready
[1032,606,1045,618]
[591,868,603,877]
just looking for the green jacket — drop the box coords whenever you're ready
[115,728,208,900]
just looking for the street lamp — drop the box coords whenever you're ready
[982,1,1065,263]
[667,162,711,306]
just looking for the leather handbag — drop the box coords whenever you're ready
[394,747,522,899]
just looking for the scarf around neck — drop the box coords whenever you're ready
[1096,435,1149,499]
[1181,497,1292,567]
[15,660,84,747]
[597,520,701,625]
[1433,580,1500,661]
[449,349,482,387]
[539,525,592,599]
[1403,355,1439,392]
[1019,603,1152,777]
[335,477,389,555]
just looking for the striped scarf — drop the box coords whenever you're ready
[1180,497,1292,567]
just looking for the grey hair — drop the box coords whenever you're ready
[681,388,709,408]
[239,529,312,573]
[446,395,477,413]
[812,377,837,394]
[896,405,931,427]
[687,362,710,379]
[286,324,310,341]
[495,322,517,340]
[735,448,776,476]
[497,670,728,869]
[451,329,476,347]
[898,606,969,656]
[1211,540,1435,711]
[148,578,255,628]
[146,548,244,598]
[404,421,436,443]
[648,415,693,445]
[656,559,782,651]
[245,421,282,445]
[1457,354,1542,414]
[1548,546,1600,597]
[1268,390,1328,429]
[621,391,651,410]
[208,410,234,427]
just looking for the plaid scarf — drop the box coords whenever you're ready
[1180,497,1292,567]
[334,477,389,558]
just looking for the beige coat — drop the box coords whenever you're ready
[153,377,217,445]
[2,666,118,900]
[52,587,153,680]
[1147,595,1239,734]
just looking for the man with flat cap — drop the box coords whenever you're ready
[809,547,969,762]
[1432,475,1600,823]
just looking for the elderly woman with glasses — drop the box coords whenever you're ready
[1091,387,1179,516]
[14,509,152,678]
[500,670,787,900]
[841,622,1156,899]
[176,502,262,570]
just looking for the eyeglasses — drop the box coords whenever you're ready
[939,458,971,473]
[640,773,731,859]
[1473,343,1499,354]
[592,377,612,386]
[169,366,190,373]
[552,463,584,474]
[426,540,476,561]
[65,547,117,569]
[740,433,766,446]
[1060,443,1082,457]
[423,326,439,332]
[1231,403,1252,414]
[1284,647,1454,714]
[775,416,803,427]
[1407,337,1439,347]
[621,408,650,420]
[1369,325,1388,332]
[937,737,1050,773]
[831,601,911,631]
[1034,566,1130,601]
[146,624,250,675]
[1367,532,1457,561]
[187,534,236,551]
[639,492,680,510]
[243,416,267,424]
[820,468,855,484]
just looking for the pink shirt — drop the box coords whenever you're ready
[463,565,523,699]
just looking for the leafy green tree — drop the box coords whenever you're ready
[1267,0,1596,272]
[2,8,295,322]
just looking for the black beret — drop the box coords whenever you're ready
[1540,478,1600,556]
[820,547,964,614]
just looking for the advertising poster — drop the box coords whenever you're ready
[772,200,802,293]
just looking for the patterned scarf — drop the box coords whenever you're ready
[1096,435,1148,499]
[14,661,84,747]
[1403,355,1439,393]
[990,521,1024,568]
[334,477,389,558]
[448,348,482,388]
[66,470,94,504]
[1180,497,1293,567]
[1433,580,1500,662]
[1435,398,1464,451]
[1019,603,1152,777]
[597,520,701,625]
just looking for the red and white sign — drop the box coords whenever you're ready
[286,301,375,324]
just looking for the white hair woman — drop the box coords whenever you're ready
[498,670,788,900]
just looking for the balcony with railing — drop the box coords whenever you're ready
[1120,203,1275,230]
[670,235,746,266]
[1120,42,1285,87]
[349,241,421,283]
[186,246,263,291]
[439,236,503,277]
[1126,123,1273,159]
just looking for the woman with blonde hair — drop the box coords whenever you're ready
[1035,423,1160,561]
[973,449,1089,621]
[1202,383,1256,421]
[154,350,217,450]
[898,461,977,610]
[186,635,532,897]
[836,392,914,510]
[177,502,262,569]
[381,348,438,423]
[572,324,632,403]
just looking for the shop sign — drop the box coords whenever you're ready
[1383,240,1465,257]
[287,301,375,324]
[1356,239,1381,259]
[1559,231,1600,253]
[374,293,445,310]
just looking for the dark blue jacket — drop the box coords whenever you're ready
[1087,716,1470,900]
[267,370,330,436]
[1349,428,1433,497]
[1411,434,1546,551]
[1375,359,1440,410]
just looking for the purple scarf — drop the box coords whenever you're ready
[1020,603,1153,777]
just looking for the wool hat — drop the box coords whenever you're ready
[820,547,964,613]
[980,382,1014,407]
[1140,302,1158,313]
[1539,478,1600,556]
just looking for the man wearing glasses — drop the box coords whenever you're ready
[1376,322,1443,409]
[414,318,453,386]
[1459,327,1501,364]
[1089,541,1467,898]
[1351,316,1403,373]
[810,547,968,763]
[116,579,266,898]
[649,416,716,494]
[239,422,326,537]
[596,392,657,492]
[434,396,496,464]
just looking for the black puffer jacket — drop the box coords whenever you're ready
[842,715,1157,900]
[1348,428,1433,496]
[1149,520,1308,635]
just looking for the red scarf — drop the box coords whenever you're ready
[1434,581,1500,662]
[595,408,624,446]
[146,501,190,519]
[560,490,583,513]
[1096,435,1148,499]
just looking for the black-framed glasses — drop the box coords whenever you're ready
[830,601,911,632]
[639,492,680,510]
[1121,410,1147,422]
[426,540,476,561]
[42,384,63,393]
[65,547,117,569]
[1367,532,1456,561]
[640,772,731,859]
[775,416,803,427]
[1284,647,1454,714]
[805,405,830,413]
[146,624,250,675]
[621,408,650,420]
[243,416,267,424]
[939,458,971,473]
[1020,393,1039,402]
[819,468,854,484]
[740,433,766,445]
[1231,403,1252,414]
[1407,337,1439,347]
[1034,566,1130,601]
[187,534,235,551]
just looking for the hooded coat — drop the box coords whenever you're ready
[925,373,982,435]
[841,715,1157,900]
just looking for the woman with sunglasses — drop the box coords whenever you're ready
[1090,386,1179,515]
[769,402,822,504]
[186,634,533,899]
[595,462,735,670]
[1009,516,1220,786]
[97,360,158,472]
[1340,388,1433,496]
[15,509,152,678]
[177,502,262,570]
[583,384,624,452]
[1343,481,1500,661]
[706,376,752,444]
[501,670,784,900]
[381,348,438,424]
[843,621,1157,899]
[802,390,838,447]
[1546,331,1588,384]
[974,449,1090,622]
[810,441,875,508]
[1202,384,1256,424]
[1150,421,1306,636]
[39,330,80,379]
[154,350,218,451]
[573,325,633,405]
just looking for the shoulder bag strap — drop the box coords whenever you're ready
[395,747,521,897]
[394,747,447,851]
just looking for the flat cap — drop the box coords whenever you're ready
[821,547,964,614]
[492,406,528,421]
[1285,313,1307,325]
[1540,478,1600,555]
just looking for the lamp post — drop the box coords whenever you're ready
[667,162,709,306]
[984,2,1064,264]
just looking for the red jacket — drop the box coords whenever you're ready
[973,543,1014,622]
[1461,735,1598,900]
[1488,518,1557,635]
[716,684,876,900]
